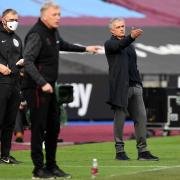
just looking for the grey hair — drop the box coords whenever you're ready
[40,0,60,14]
[108,17,124,29]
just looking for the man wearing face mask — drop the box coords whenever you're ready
[0,9,23,164]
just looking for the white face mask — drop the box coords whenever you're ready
[6,21,18,31]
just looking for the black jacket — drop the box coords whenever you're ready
[22,19,86,88]
[0,22,22,84]
[104,35,140,108]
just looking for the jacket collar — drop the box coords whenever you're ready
[111,35,125,40]
[0,22,6,32]
[37,18,56,33]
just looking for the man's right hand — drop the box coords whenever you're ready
[131,29,143,39]
[0,64,11,75]
[41,83,53,93]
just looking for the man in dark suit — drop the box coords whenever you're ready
[104,18,159,161]
[22,1,100,179]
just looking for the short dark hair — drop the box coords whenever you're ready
[2,9,17,17]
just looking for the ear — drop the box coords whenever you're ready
[41,13,47,21]
[42,16,46,21]
[1,18,6,25]
[110,29,114,34]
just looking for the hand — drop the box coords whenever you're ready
[16,59,24,66]
[41,83,53,93]
[0,64,11,75]
[86,46,102,54]
[131,28,143,39]
[19,101,27,109]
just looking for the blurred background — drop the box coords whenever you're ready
[1,0,180,143]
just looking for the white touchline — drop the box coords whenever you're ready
[105,165,180,179]
[8,163,180,169]
[60,165,180,168]
[109,164,180,177]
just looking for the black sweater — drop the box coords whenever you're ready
[22,19,86,88]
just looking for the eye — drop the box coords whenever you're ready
[8,19,18,22]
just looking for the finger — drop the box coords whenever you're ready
[48,89,53,93]
[137,29,143,33]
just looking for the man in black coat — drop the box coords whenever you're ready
[0,9,23,164]
[104,18,159,161]
[22,2,101,179]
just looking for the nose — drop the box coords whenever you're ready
[57,17,60,21]
[58,14,61,19]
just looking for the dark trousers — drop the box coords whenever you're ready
[23,87,60,170]
[14,109,27,134]
[114,85,147,153]
[0,84,20,157]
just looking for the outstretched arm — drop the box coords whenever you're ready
[58,35,102,54]
[85,46,102,53]
[105,28,143,53]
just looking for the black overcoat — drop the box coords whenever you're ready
[104,35,135,108]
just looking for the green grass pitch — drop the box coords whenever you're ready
[0,136,180,180]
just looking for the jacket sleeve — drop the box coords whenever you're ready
[58,36,86,52]
[23,33,47,86]
[104,35,135,53]
[18,36,23,59]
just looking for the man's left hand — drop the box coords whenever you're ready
[16,59,24,66]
